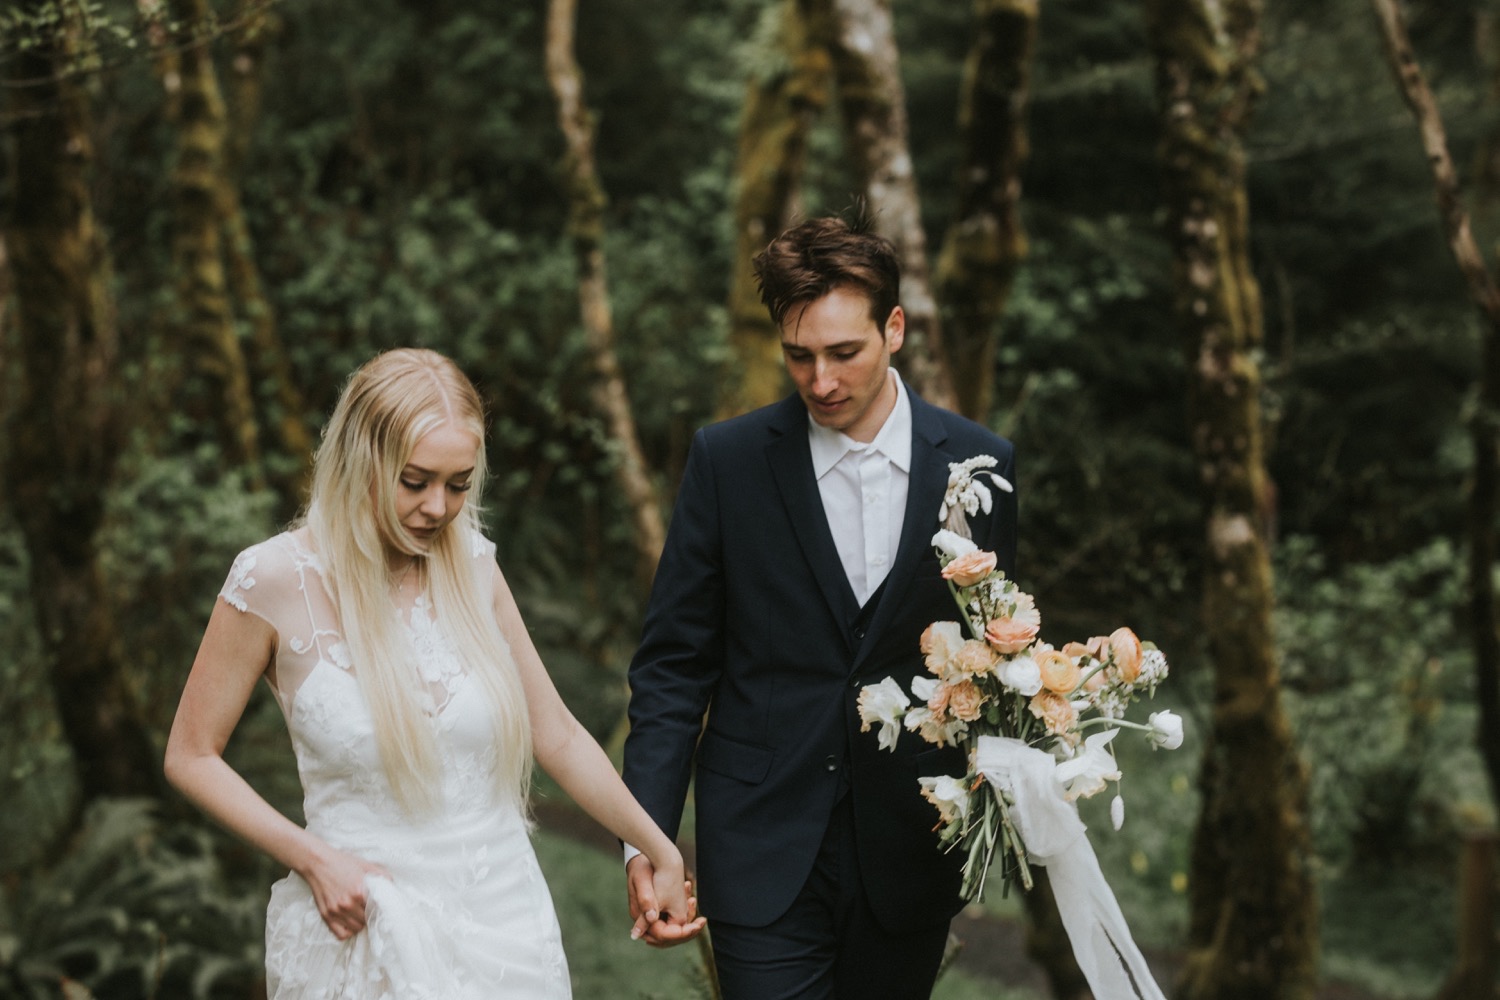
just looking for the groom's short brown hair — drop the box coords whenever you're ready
[752,214,902,336]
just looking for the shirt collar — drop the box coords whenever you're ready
[808,369,912,479]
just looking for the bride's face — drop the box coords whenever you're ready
[392,423,480,551]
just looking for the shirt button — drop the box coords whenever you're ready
[824,755,839,772]
[872,555,886,566]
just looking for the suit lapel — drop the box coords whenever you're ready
[852,392,953,671]
[765,396,861,637]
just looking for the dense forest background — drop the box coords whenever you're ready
[1,0,1497,997]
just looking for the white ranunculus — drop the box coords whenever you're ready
[1148,710,1184,750]
[998,655,1043,697]
[1111,794,1125,831]
[1054,729,1122,801]
[857,677,912,752]
[931,528,979,560]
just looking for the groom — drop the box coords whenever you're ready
[623,214,1017,999]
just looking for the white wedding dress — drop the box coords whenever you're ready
[220,528,571,999]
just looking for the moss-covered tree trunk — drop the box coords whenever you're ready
[545,0,666,597]
[220,0,312,512]
[1368,6,1500,952]
[719,0,832,419]
[162,0,264,484]
[932,0,1037,422]
[813,0,956,410]
[1144,1,1319,996]
[2,0,161,804]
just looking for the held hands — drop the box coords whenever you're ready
[300,842,392,941]
[627,853,706,947]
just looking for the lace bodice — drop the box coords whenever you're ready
[219,529,507,836]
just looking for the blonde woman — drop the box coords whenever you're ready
[165,348,702,998]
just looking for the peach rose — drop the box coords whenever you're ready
[926,681,953,717]
[952,639,1000,678]
[985,616,1039,655]
[942,549,998,588]
[921,621,966,676]
[1035,648,1081,694]
[1109,627,1143,684]
[946,678,986,722]
[1028,689,1079,740]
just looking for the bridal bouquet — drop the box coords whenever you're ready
[857,455,1182,917]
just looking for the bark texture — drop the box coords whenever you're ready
[2,0,161,803]
[1144,1,1319,996]
[932,0,1037,421]
[720,0,832,419]
[814,0,956,410]
[1369,4,1500,968]
[545,0,666,595]
[163,0,265,482]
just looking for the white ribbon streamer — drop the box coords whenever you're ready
[975,736,1166,1000]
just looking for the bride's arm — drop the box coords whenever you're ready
[490,563,705,942]
[164,599,387,940]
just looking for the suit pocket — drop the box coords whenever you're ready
[696,730,775,785]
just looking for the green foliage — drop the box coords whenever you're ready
[97,446,277,733]
[1276,536,1483,864]
[0,799,267,1000]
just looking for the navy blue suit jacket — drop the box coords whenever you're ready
[623,387,1017,932]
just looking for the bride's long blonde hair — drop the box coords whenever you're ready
[304,348,531,814]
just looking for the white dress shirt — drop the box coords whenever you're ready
[806,370,911,607]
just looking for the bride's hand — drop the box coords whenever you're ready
[634,852,705,946]
[300,843,391,941]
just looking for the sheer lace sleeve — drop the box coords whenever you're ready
[218,532,344,710]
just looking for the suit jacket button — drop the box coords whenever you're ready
[824,755,838,772]
[853,627,866,640]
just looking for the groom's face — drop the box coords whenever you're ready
[781,286,905,444]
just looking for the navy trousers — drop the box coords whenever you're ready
[707,793,951,1000]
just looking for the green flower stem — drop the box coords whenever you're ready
[1075,716,1152,735]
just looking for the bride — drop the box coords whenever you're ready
[164,348,703,997]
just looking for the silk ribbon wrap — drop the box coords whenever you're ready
[975,736,1166,1000]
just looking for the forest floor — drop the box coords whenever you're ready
[533,800,1389,1000]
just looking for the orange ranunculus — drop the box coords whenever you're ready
[1036,648,1081,694]
[985,616,1039,655]
[1028,689,1078,740]
[1061,641,1093,660]
[946,678,986,722]
[1109,627,1143,684]
[942,550,998,588]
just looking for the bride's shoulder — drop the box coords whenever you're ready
[219,529,318,613]
[460,523,497,564]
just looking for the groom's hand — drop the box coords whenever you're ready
[627,855,705,947]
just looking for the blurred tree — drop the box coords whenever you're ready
[932,0,1037,421]
[814,0,956,408]
[2,0,160,805]
[1367,15,1500,998]
[545,0,665,596]
[155,0,265,488]
[719,0,830,418]
[1143,0,1319,996]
